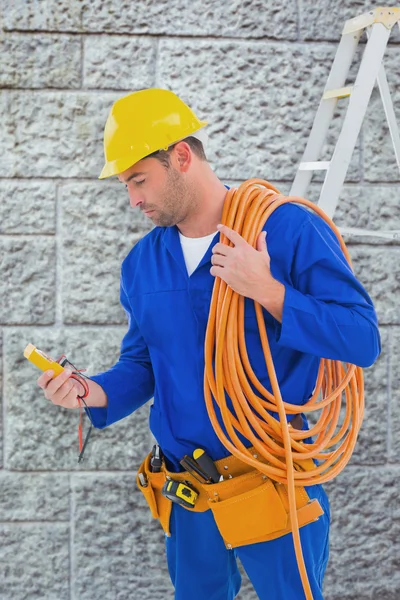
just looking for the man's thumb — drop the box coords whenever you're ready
[256,230,267,252]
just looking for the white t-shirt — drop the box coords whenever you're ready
[178,230,218,276]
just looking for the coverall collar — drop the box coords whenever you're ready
[162,225,220,278]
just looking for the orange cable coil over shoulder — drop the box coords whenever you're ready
[203,178,364,600]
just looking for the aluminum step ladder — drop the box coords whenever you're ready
[290,6,400,241]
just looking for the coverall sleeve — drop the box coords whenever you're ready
[275,212,381,368]
[85,269,155,429]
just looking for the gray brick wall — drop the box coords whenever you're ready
[0,1,399,598]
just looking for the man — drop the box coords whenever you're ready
[38,88,381,599]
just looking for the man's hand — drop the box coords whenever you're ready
[210,224,286,322]
[37,369,85,409]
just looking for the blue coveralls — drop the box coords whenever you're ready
[87,197,381,600]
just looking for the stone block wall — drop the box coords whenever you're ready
[0,1,399,598]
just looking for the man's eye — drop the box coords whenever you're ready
[125,180,145,188]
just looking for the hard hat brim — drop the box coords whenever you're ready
[98,122,208,180]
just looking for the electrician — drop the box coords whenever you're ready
[37,88,380,600]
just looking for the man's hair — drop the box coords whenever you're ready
[146,136,208,169]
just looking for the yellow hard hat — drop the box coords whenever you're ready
[99,88,208,179]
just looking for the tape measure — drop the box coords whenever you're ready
[161,479,199,509]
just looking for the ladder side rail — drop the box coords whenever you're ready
[367,22,400,176]
[318,22,392,218]
[290,31,362,198]
[376,62,400,174]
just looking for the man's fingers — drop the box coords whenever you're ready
[37,367,81,409]
[217,224,246,247]
[211,242,230,256]
[52,381,80,407]
[43,368,73,398]
[210,265,227,279]
[211,253,227,267]
[37,369,56,389]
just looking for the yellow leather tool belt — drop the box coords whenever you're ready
[136,447,324,549]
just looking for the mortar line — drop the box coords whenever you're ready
[0,177,399,186]
[2,469,136,474]
[359,126,365,186]
[69,473,75,600]
[0,302,397,331]
[0,520,69,525]
[387,328,392,461]
[55,183,63,327]
[2,87,133,93]
[3,29,342,45]
[1,333,5,470]
[154,37,160,87]
[5,28,399,46]
[296,0,302,41]
[0,233,55,238]
[80,31,85,89]
[3,318,398,329]
[0,324,127,330]
[4,461,399,475]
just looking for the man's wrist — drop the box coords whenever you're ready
[254,278,286,323]
[74,377,88,399]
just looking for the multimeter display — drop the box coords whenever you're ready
[35,348,54,361]
[24,344,65,378]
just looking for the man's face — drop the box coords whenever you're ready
[118,151,199,228]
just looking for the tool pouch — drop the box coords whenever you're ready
[136,452,173,536]
[205,468,324,549]
[207,473,286,547]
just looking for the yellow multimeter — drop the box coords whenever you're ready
[24,343,92,463]
[24,344,65,378]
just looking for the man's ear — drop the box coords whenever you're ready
[173,141,192,171]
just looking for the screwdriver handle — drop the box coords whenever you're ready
[193,449,221,483]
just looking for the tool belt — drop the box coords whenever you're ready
[136,447,324,549]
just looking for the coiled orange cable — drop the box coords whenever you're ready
[204,178,364,600]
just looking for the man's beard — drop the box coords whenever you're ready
[151,168,198,228]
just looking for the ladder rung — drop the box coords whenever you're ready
[339,227,400,240]
[299,161,330,171]
[323,86,353,100]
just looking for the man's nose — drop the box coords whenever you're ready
[129,191,143,209]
